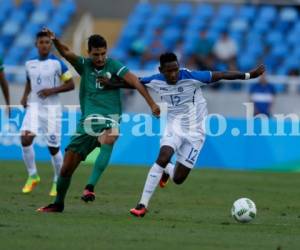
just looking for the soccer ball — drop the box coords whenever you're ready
[231,198,257,223]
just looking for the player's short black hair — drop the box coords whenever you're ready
[88,34,107,51]
[36,31,50,40]
[159,52,178,67]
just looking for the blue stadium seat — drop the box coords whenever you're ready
[265,31,283,46]
[258,6,277,23]
[238,5,257,21]
[10,10,28,25]
[230,19,248,32]
[195,3,214,20]
[31,10,49,25]
[155,3,171,19]
[238,54,257,71]
[162,27,181,50]
[280,7,298,22]
[173,3,193,24]
[218,4,236,20]
[14,34,35,48]
[132,2,152,17]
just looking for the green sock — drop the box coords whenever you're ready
[87,144,113,187]
[54,176,71,205]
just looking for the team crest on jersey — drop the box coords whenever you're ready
[178,87,184,92]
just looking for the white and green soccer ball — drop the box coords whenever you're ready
[231,198,257,223]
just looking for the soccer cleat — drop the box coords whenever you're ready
[159,172,170,188]
[36,203,64,213]
[49,182,57,197]
[130,204,148,217]
[22,175,41,193]
[81,188,95,203]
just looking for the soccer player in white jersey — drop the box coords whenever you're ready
[123,52,264,217]
[20,31,75,196]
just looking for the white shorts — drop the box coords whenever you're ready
[160,123,205,169]
[21,103,62,147]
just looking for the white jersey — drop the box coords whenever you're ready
[141,68,212,132]
[25,54,72,105]
[140,68,212,168]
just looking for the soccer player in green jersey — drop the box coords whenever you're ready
[37,28,160,212]
[0,56,10,116]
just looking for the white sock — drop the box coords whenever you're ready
[165,163,175,180]
[139,163,164,208]
[51,151,63,182]
[22,145,37,176]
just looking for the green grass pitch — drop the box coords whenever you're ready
[1,161,300,250]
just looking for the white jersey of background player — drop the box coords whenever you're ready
[20,31,74,196]
[129,52,265,217]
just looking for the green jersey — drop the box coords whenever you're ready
[0,57,4,72]
[72,57,129,122]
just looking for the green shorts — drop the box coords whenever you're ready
[66,117,118,160]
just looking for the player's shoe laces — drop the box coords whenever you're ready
[49,182,57,197]
[36,203,64,213]
[130,204,148,217]
[159,172,170,188]
[22,175,41,193]
[81,184,95,202]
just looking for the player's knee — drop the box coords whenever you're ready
[98,134,118,145]
[48,147,59,156]
[156,152,171,167]
[21,136,32,147]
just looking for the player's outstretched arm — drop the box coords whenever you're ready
[122,72,160,117]
[211,65,265,82]
[0,71,10,109]
[43,28,79,65]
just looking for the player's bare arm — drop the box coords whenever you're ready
[211,64,265,82]
[37,79,75,99]
[20,79,31,108]
[0,70,10,115]
[43,28,79,65]
[122,72,160,117]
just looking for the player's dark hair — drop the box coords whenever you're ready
[88,34,107,51]
[36,31,50,40]
[159,52,178,67]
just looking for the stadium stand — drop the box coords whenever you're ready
[0,0,76,70]
[111,2,300,80]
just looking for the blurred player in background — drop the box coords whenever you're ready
[20,31,74,196]
[249,74,276,117]
[0,56,10,116]
[37,28,160,212]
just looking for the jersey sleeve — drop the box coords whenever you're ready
[0,57,4,72]
[110,59,129,78]
[58,58,72,82]
[187,70,212,83]
[72,56,86,75]
[139,74,162,93]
